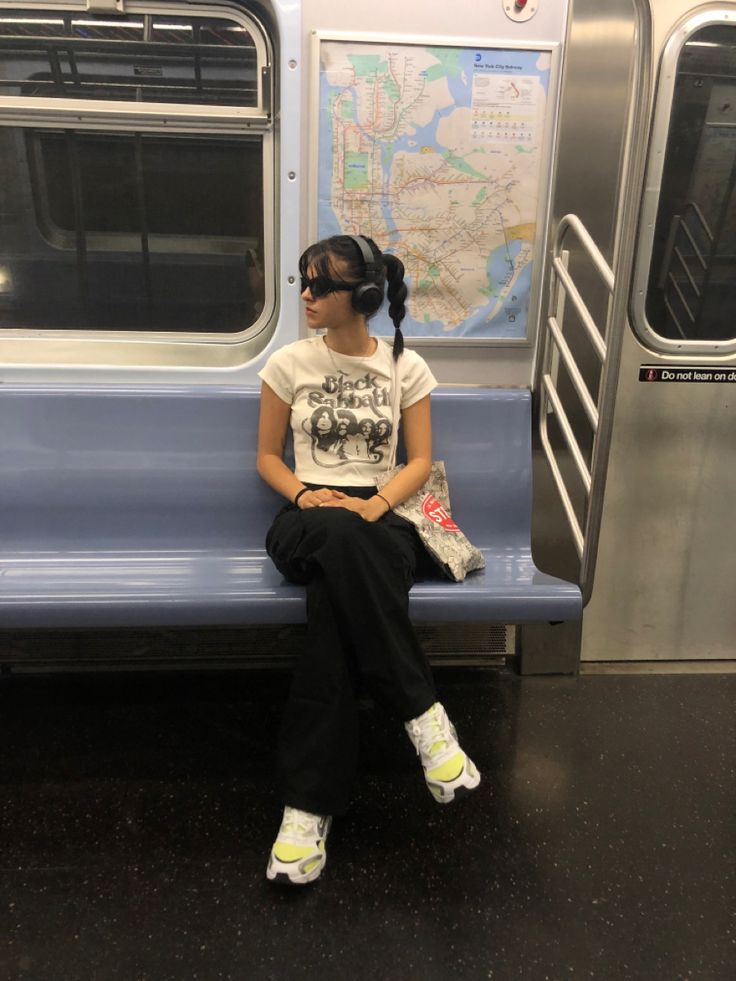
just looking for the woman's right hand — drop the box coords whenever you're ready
[296,487,346,509]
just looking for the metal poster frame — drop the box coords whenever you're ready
[310,30,561,347]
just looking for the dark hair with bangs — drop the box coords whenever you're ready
[298,235,408,360]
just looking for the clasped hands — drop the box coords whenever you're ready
[296,487,390,522]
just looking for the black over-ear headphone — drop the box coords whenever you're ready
[348,235,384,315]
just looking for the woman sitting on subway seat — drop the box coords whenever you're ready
[257,233,480,886]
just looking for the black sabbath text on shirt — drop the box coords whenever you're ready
[307,371,391,412]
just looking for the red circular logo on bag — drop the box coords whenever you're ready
[421,494,460,531]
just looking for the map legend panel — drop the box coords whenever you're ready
[471,72,542,143]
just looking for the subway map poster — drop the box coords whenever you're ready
[316,39,552,340]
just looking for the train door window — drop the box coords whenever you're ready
[0,3,273,341]
[633,12,736,353]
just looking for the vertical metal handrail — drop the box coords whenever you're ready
[538,214,614,560]
[550,0,653,606]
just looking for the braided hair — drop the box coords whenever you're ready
[299,234,408,360]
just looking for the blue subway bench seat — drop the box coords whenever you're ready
[0,385,582,631]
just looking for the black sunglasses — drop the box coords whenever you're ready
[300,274,355,299]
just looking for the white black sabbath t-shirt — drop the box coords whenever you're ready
[258,336,437,486]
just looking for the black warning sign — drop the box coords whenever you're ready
[639,365,736,383]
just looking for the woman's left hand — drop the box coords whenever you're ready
[319,494,390,523]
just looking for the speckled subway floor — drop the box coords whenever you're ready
[0,668,734,981]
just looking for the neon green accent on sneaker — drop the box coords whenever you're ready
[427,750,466,782]
[266,807,331,885]
[273,841,323,864]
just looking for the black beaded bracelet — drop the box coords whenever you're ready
[294,487,308,506]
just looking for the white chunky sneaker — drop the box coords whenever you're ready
[266,807,332,885]
[405,702,481,804]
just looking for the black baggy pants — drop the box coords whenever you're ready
[265,486,438,816]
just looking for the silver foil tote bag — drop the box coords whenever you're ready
[376,461,485,582]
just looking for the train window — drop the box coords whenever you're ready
[635,15,736,351]
[0,127,264,332]
[0,3,274,344]
[32,131,262,241]
[0,9,262,106]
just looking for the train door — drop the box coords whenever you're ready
[533,0,736,665]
